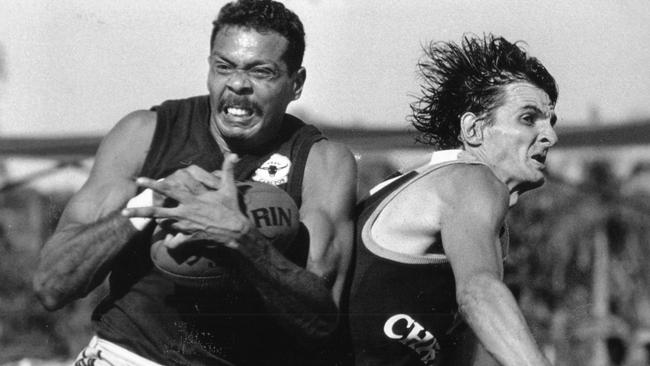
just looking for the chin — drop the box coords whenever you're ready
[221,122,262,139]
[521,177,545,193]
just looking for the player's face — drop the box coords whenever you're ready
[481,82,557,193]
[207,26,304,147]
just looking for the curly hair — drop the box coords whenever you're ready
[409,34,558,149]
[210,0,306,74]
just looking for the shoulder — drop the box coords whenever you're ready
[308,139,354,164]
[437,163,506,194]
[302,140,357,208]
[282,114,325,143]
[91,110,157,179]
[97,110,156,156]
[422,163,509,217]
[111,109,157,133]
[305,140,356,181]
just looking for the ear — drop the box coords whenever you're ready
[459,112,485,146]
[291,67,306,100]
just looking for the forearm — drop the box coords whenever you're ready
[458,275,551,366]
[33,211,139,310]
[234,228,339,344]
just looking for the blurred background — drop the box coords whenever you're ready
[1,0,650,365]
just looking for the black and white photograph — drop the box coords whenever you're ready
[1,1,650,365]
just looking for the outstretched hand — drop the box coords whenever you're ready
[121,153,251,248]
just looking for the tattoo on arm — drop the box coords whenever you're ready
[35,211,139,309]
[234,229,339,344]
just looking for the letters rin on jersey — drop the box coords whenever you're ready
[252,153,292,186]
[249,206,294,229]
[384,314,441,365]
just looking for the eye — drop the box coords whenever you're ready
[249,66,277,80]
[520,114,534,124]
[213,62,234,74]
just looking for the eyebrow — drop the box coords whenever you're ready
[210,53,278,69]
[521,105,558,126]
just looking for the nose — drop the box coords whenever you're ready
[226,70,253,94]
[539,122,558,147]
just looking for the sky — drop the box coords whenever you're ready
[1,0,650,137]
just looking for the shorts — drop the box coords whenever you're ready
[74,335,164,366]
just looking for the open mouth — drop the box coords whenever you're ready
[224,106,254,118]
[219,97,259,119]
[530,152,547,167]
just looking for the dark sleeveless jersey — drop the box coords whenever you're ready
[347,158,509,366]
[92,95,326,366]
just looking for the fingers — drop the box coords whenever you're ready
[126,157,240,231]
[219,153,240,198]
[121,205,173,218]
[156,218,178,232]
[166,169,205,194]
[134,177,193,203]
[161,231,193,249]
[158,230,235,250]
[181,165,222,190]
[136,165,223,202]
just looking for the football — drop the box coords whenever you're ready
[150,180,300,288]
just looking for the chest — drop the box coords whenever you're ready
[370,189,444,256]
[368,194,508,275]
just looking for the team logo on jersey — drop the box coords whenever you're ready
[383,314,441,365]
[252,153,291,186]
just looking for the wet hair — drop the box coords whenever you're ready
[410,33,558,149]
[210,0,305,74]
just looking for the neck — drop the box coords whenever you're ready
[461,147,522,207]
[209,121,231,154]
[209,121,280,155]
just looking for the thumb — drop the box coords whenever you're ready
[220,153,240,197]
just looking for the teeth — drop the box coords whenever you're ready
[226,107,251,117]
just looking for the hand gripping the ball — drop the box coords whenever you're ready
[121,153,251,248]
[121,154,300,289]
[147,181,300,288]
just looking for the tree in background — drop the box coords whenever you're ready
[507,160,650,366]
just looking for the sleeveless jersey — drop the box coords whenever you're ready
[92,95,325,366]
[347,156,509,366]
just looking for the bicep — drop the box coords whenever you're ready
[439,168,509,290]
[55,110,156,230]
[299,141,357,302]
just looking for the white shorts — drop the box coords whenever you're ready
[73,335,164,366]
